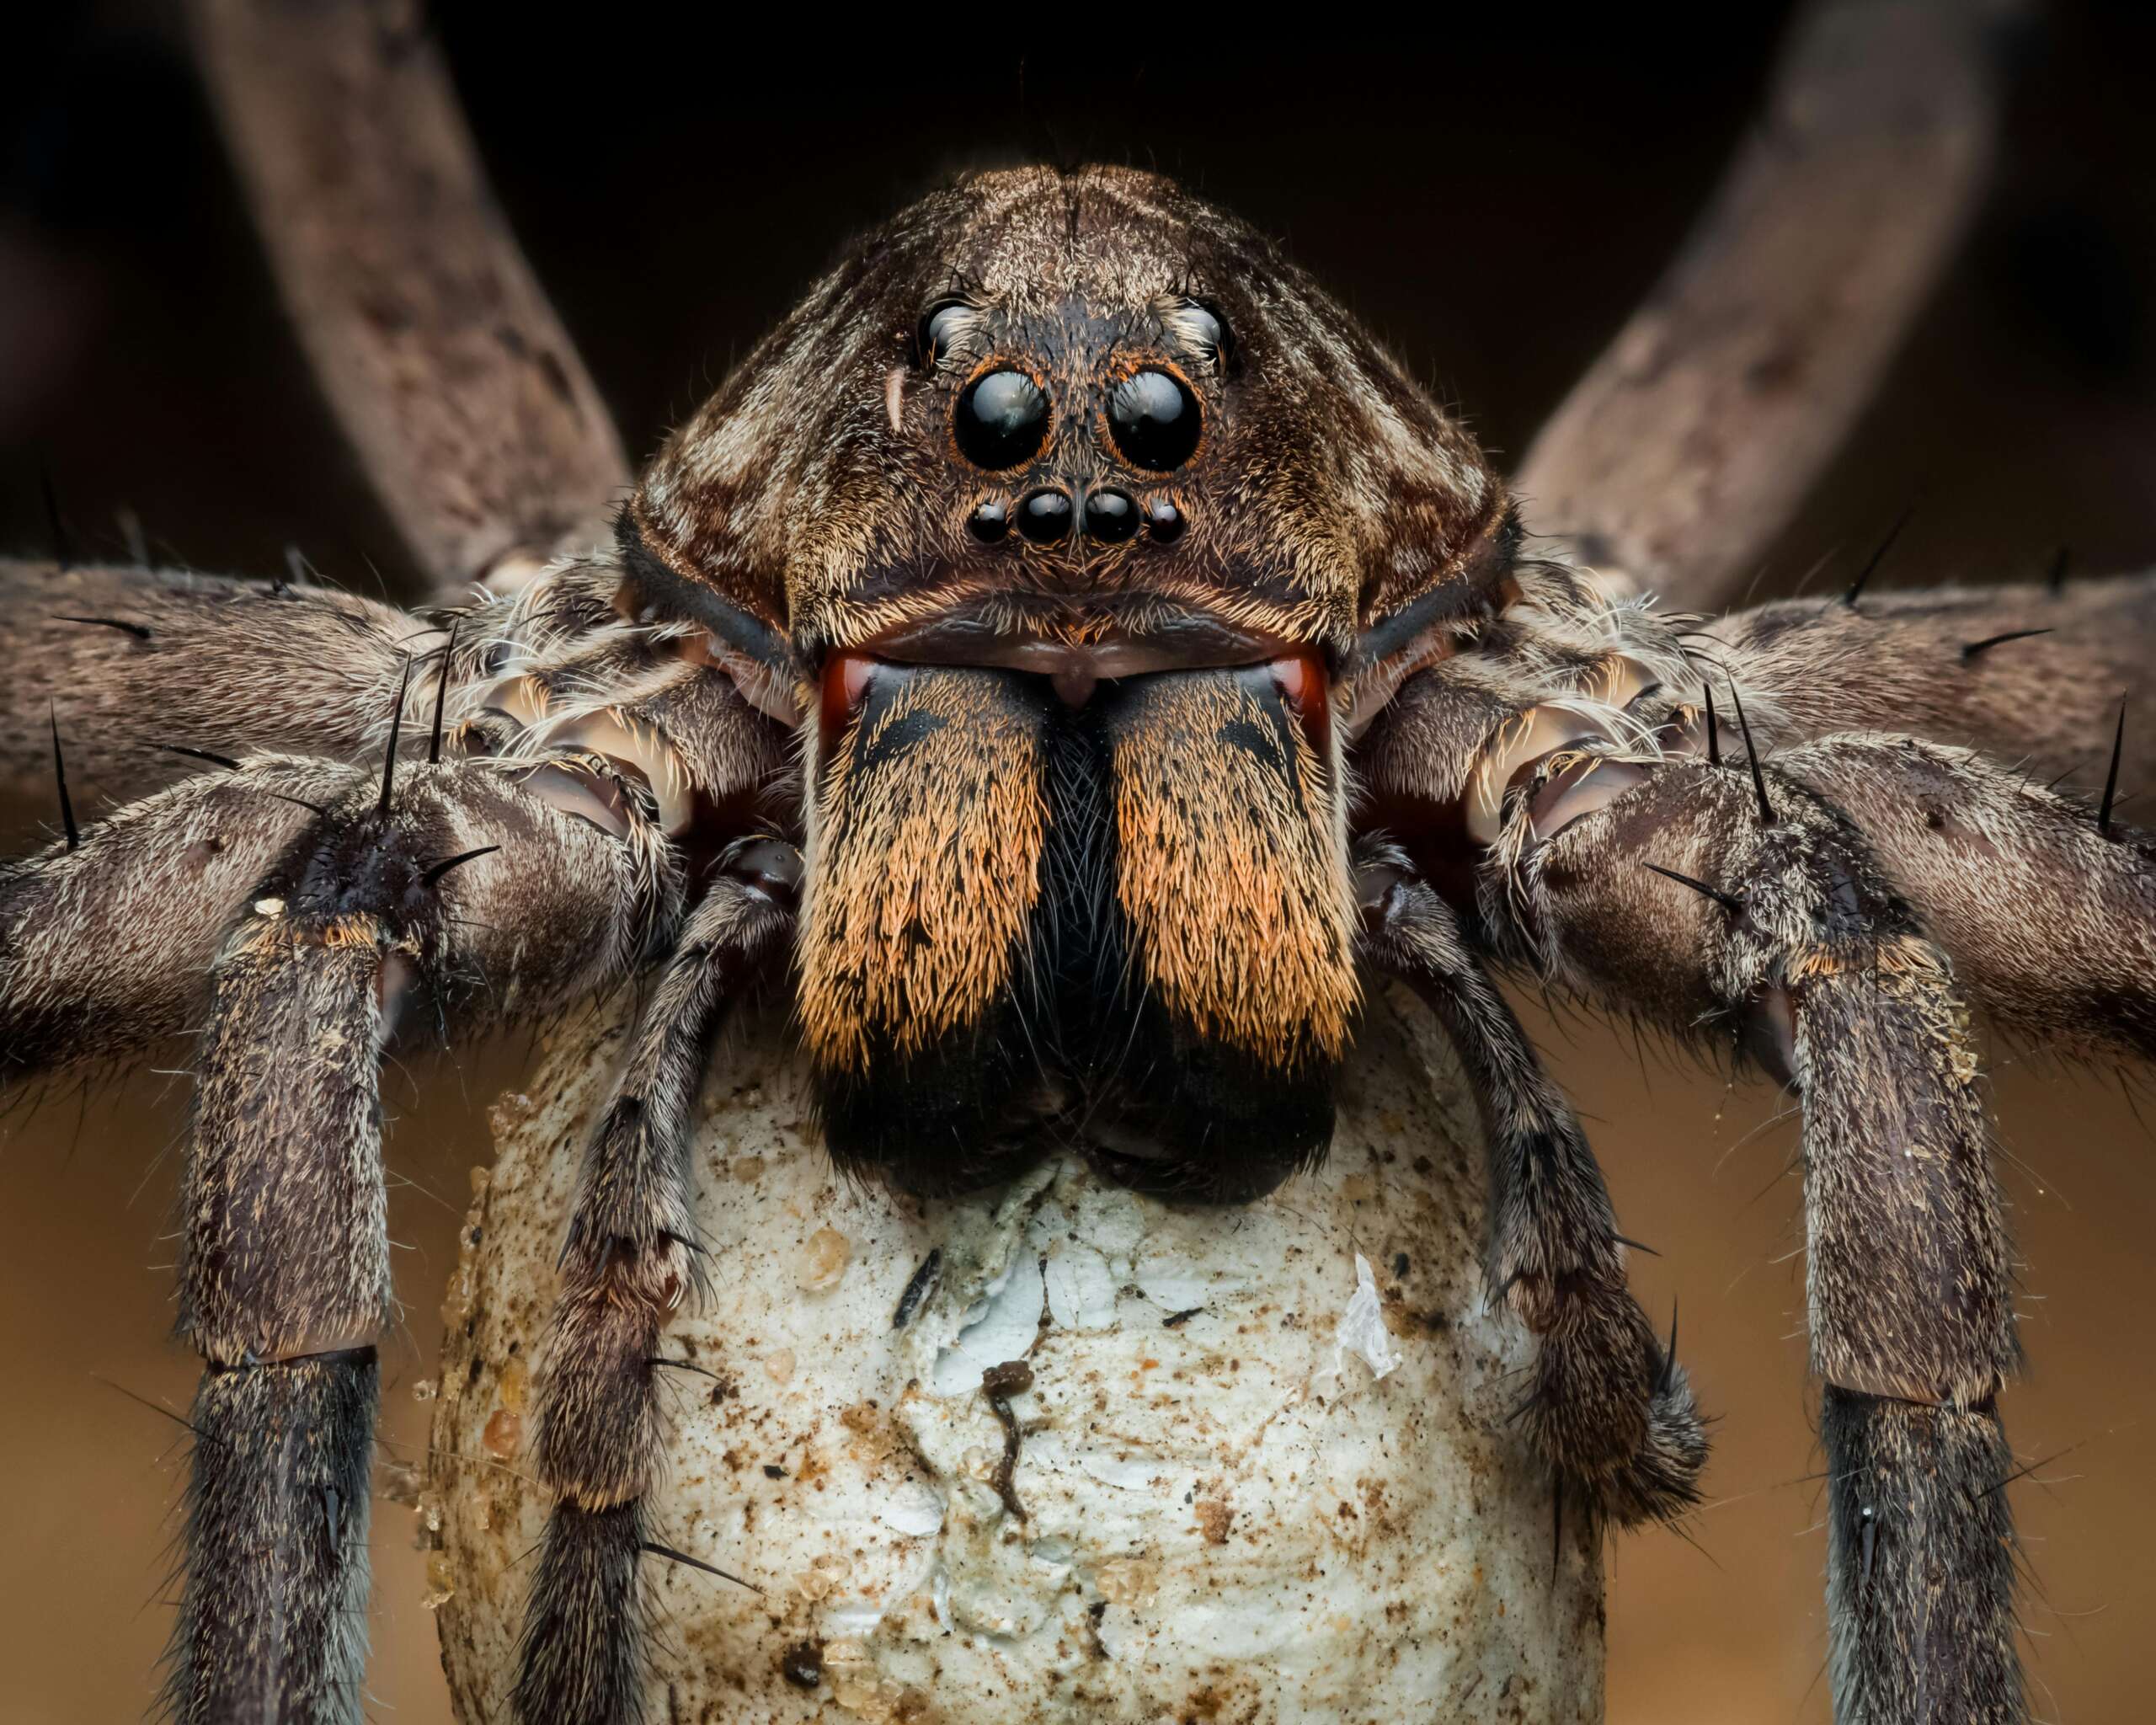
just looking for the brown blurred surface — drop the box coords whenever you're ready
[4,8,2155,1722]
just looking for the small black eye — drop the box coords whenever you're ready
[1107,368,1202,472]
[954,368,1050,470]
[1181,300,1231,369]
[916,300,970,367]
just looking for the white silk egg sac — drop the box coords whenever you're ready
[425,986,1602,1722]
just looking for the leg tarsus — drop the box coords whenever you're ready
[514,1501,648,1725]
[1825,1388,2022,1725]
[163,1349,378,1725]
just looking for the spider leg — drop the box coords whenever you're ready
[1493,751,2025,1722]
[0,557,413,804]
[3,745,680,1718]
[1703,568,2156,791]
[0,553,691,814]
[514,843,798,1725]
[1355,839,1703,1525]
[2,749,675,1081]
[1773,732,2156,1062]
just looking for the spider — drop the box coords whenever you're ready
[7,7,2153,1724]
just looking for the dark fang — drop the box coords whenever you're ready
[157,743,243,772]
[377,653,414,820]
[1643,862,1744,913]
[1961,627,2053,662]
[51,614,152,642]
[429,622,459,765]
[1701,684,1721,768]
[2100,700,2126,841]
[641,1541,762,1594]
[2047,545,2070,594]
[1726,683,1774,824]
[41,470,72,570]
[50,704,79,852]
[1842,505,1912,607]
[420,844,500,888]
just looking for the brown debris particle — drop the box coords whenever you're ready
[981,1359,1035,1522]
[780,1639,825,1690]
[1194,1498,1234,1545]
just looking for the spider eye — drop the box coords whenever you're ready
[1180,300,1232,370]
[1107,368,1202,472]
[954,368,1051,471]
[915,300,970,367]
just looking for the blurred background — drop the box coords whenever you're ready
[3,5,2153,1722]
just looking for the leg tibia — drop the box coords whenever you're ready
[181,913,391,1363]
[1825,1390,2021,1725]
[167,1348,378,1725]
[1792,931,2015,1407]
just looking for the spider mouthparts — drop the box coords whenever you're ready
[1050,667,1098,708]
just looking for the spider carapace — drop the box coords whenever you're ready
[8,163,2155,1725]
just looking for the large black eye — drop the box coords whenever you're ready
[1107,368,1202,471]
[954,368,1050,470]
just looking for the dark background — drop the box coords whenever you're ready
[3,6,2154,1722]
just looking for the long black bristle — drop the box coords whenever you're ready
[376,654,414,820]
[2100,699,2126,840]
[640,1541,762,1594]
[1961,627,2053,662]
[50,703,79,851]
[1726,682,1774,823]
[428,623,459,766]
[1702,684,1721,767]
[1644,861,1743,912]
[157,743,243,772]
[1657,1300,1680,1396]
[419,844,499,888]
[1843,505,1913,607]
[2047,545,2070,595]
[51,614,152,642]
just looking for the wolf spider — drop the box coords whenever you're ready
[4,3,2151,1722]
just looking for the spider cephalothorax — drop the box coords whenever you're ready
[8,13,2156,1723]
[616,166,1518,1200]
